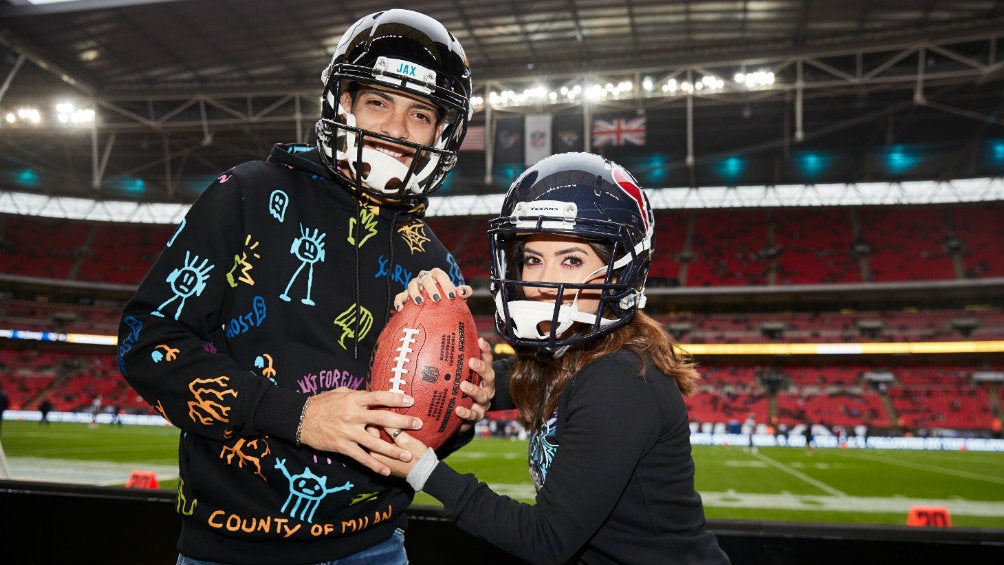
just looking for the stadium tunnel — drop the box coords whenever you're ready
[1,479,1002,565]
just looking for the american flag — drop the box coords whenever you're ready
[591,117,646,147]
[460,125,486,151]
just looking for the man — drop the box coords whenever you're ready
[117,10,494,565]
[38,396,52,424]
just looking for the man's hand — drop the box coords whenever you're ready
[297,387,423,476]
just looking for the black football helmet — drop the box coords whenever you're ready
[315,9,472,200]
[488,152,655,349]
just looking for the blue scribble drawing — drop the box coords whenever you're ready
[269,189,289,222]
[445,253,465,286]
[280,224,326,306]
[117,315,143,377]
[167,218,186,247]
[153,251,215,320]
[275,458,353,523]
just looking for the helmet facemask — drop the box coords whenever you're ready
[491,219,649,350]
[315,10,471,201]
[316,77,461,200]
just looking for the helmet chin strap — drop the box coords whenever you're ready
[325,98,441,196]
[501,265,615,342]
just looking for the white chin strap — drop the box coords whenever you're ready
[498,266,616,341]
[323,98,441,196]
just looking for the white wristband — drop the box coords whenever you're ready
[406,448,439,492]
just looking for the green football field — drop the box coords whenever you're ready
[2,420,1002,528]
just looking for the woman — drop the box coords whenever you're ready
[382,153,730,565]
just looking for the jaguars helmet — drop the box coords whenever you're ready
[315,9,471,200]
[489,152,655,349]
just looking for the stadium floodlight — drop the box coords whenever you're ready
[55,102,95,125]
[735,69,776,89]
[469,95,484,112]
[15,107,42,125]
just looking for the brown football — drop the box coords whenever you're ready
[369,297,481,449]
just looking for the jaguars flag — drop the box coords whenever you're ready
[554,113,584,153]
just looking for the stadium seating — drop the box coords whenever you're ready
[1,204,1001,436]
[4,203,1003,287]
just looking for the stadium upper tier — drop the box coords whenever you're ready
[3,201,999,287]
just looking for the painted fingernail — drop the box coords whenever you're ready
[394,303,402,311]
[415,296,423,305]
[448,292,456,299]
[432,293,441,302]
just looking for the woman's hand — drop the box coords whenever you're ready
[392,267,472,310]
[373,430,431,479]
[392,267,492,432]
[458,336,495,433]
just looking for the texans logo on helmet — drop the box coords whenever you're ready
[611,166,650,232]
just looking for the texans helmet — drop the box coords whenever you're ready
[315,9,472,200]
[489,152,655,349]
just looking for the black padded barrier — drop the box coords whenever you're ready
[2,480,1002,565]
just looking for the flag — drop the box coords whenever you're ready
[494,117,523,164]
[592,117,646,147]
[554,113,584,153]
[459,125,485,152]
[524,114,552,165]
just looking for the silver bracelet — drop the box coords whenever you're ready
[295,396,311,446]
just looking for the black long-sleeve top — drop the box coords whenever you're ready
[117,144,469,564]
[426,351,730,565]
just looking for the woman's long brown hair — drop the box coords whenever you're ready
[509,310,699,431]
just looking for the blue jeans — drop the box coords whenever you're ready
[176,528,408,565]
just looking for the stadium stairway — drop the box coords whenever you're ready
[880,392,899,433]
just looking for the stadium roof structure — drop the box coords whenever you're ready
[0,0,1003,207]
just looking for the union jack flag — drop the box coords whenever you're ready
[591,117,646,147]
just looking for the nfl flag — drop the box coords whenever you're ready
[524,114,552,165]
[592,117,646,147]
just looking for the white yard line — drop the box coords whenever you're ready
[699,491,1004,516]
[6,457,178,486]
[481,482,1004,517]
[752,451,847,496]
[850,451,1004,485]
